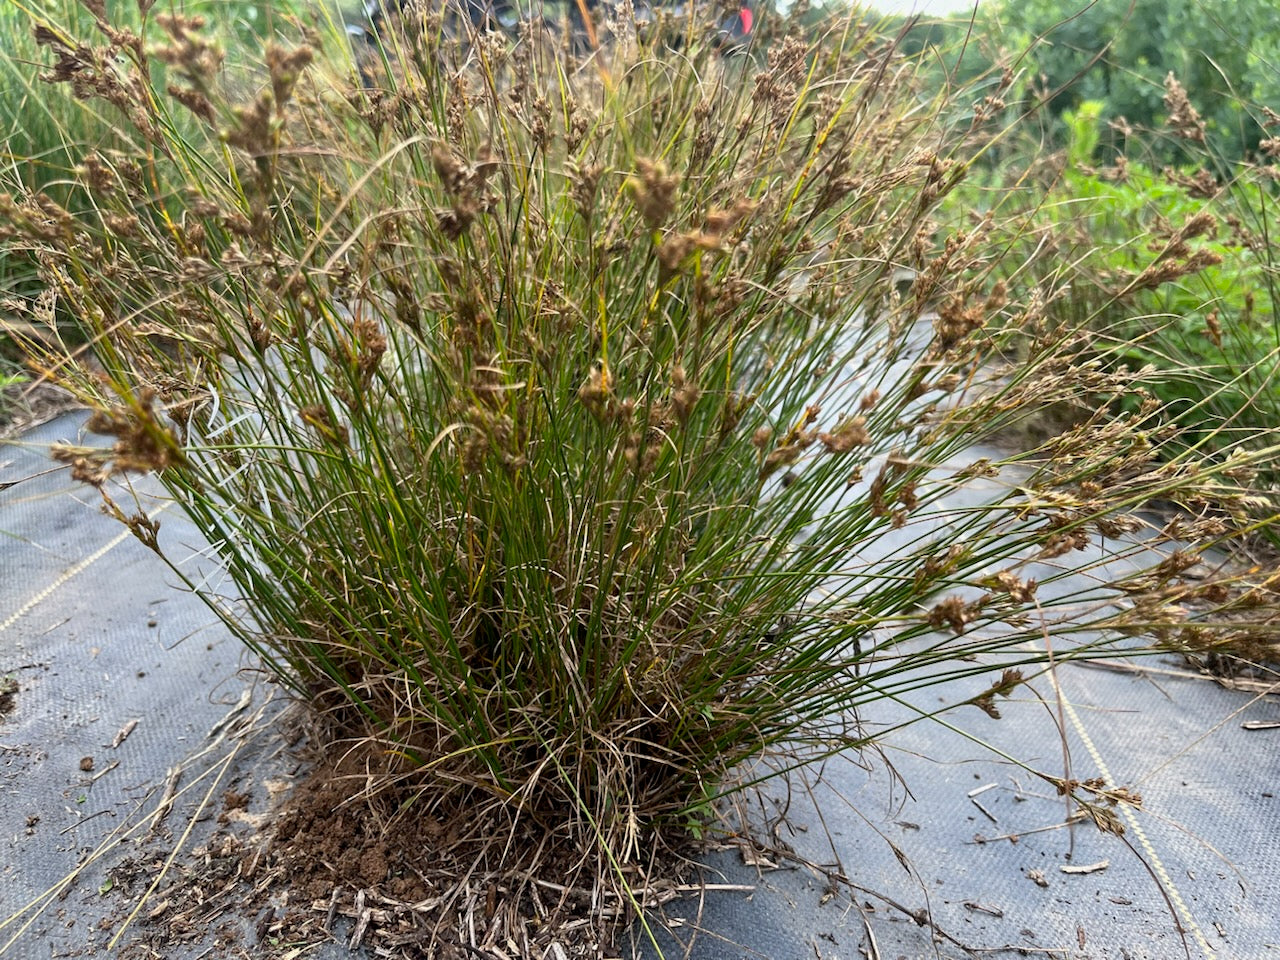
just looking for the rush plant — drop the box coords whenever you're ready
[5,1,1279,952]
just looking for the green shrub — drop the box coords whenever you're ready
[5,2,1278,949]
[891,0,1280,168]
[952,99,1280,499]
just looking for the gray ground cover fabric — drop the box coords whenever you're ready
[1,413,283,957]
[633,657,1280,960]
[3,412,1278,960]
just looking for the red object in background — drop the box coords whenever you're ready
[739,5,752,32]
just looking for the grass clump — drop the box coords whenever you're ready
[5,1,1280,952]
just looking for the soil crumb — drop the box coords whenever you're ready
[0,677,17,717]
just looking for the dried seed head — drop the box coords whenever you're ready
[102,212,139,236]
[153,13,224,88]
[578,360,612,421]
[760,408,820,480]
[1038,529,1090,560]
[628,159,679,230]
[300,405,350,446]
[818,416,869,454]
[431,143,499,240]
[569,161,602,221]
[564,96,592,153]
[76,152,117,194]
[1162,166,1218,199]
[265,42,314,111]
[980,570,1037,604]
[529,96,552,150]
[53,390,186,484]
[966,669,1024,719]
[671,365,700,426]
[657,232,698,274]
[718,393,747,439]
[1163,72,1206,143]
[1203,310,1222,348]
[1128,248,1222,293]
[349,316,388,392]
[433,144,469,194]
[703,198,757,239]
[224,91,273,156]
[933,280,1005,351]
[166,83,214,123]
[752,36,808,122]
[928,595,974,635]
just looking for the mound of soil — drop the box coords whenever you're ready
[113,752,678,959]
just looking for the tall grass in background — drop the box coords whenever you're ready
[0,0,312,394]
[4,0,1279,948]
[0,0,112,387]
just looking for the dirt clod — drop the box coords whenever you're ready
[222,788,250,812]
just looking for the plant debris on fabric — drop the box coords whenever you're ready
[107,747,697,959]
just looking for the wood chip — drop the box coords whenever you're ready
[963,901,1004,917]
[325,887,341,933]
[150,766,182,834]
[861,914,881,960]
[349,889,370,950]
[970,798,998,824]
[111,719,139,748]
[738,843,777,869]
[1077,658,1280,694]
[1060,860,1109,875]
[1242,721,1280,731]
[1028,869,1049,888]
[208,688,253,740]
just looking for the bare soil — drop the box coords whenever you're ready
[111,751,680,960]
[0,676,17,716]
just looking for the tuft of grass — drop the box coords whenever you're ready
[5,1,1279,950]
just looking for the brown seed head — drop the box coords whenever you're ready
[818,416,869,454]
[265,42,314,111]
[628,159,679,230]
[1163,72,1206,143]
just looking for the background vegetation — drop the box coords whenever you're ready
[886,0,1280,166]
[867,0,1280,507]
